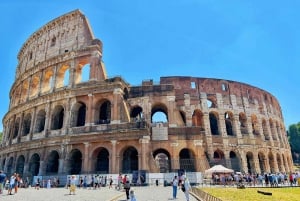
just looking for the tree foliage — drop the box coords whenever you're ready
[0,131,2,143]
[288,123,300,160]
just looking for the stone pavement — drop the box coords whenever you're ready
[0,185,198,201]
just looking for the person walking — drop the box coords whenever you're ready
[69,175,76,195]
[172,175,178,199]
[124,180,131,200]
[0,170,6,194]
[8,174,16,195]
[182,176,191,201]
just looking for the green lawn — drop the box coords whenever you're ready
[201,187,300,201]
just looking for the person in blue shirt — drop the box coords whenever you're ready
[0,170,6,194]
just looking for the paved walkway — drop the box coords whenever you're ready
[0,185,198,201]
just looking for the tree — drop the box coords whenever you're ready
[0,131,2,143]
[288,123,300,162]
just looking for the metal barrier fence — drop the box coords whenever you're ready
[191,187,223,201]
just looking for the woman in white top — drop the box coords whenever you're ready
[183,177,191,201]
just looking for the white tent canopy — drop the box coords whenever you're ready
[205,165,234,174]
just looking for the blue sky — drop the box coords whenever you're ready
[1,0,300,131]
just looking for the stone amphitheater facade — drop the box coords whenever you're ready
[1,10,293,178]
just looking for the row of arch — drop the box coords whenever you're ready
[2,146,291,177]
[12,62,90,107]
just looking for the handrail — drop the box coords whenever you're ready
[191,187,223,201]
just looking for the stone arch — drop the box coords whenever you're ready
[207,95,217,108]
[75,62,90,84]
[51,105,64,130]
[95,99,111,124]
[20,80,29,102]
[67,149,82,174]
[13,117,20,139]
[212,149,225,166]
[225,111,234,136]
[151,103,168,123]
[71,102,86,127]
[29,153,40,177]
[34,109,46,133]
[7,157,14,176]
[239,112,248,135]
[121,146,138,174]
[276,121,282,142]
[192,109,204,129]
[153,148,171,173]
[269,119,277,140]
[130,105,143,121]
[91,147,110,174]
[22,113,32,136]
[262,119,270,140]
[251,114,260,136]
[268,152,275,173]
[209,112,219,135]
[276,153,283,172]
[258,152,266,174]
[30,74,40,98]
[179,148,196,172]
[16,155,25,176]
[41,69,54,93]
[229,151,240,172]
[56,64,70,88]
[46,150,60,174]
[246,152,255,173]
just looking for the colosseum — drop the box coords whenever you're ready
[1,10,293,182]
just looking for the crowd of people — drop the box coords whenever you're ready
[210,172,300,187]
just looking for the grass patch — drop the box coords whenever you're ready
[201,187,300,201]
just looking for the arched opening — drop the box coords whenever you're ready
[71,102,86,127]
[7,157,14,176]
[209,112,219,135]
[56,65,69,88]
[13,118,20,139]
[225,112,234,136]
[268,152,275,173]
[153,149,171,173]
[212,150,225,166]
[179,148,196,172]
[22,113,32,136]
[251,114,260,136]
[258,152,266,174]
[30,75,40,98]
[269,119,277,140]
[29,153,40,177]
[93,148,109,174]
[122,147,138,173]
[130,106,145,128]
[20,80,29,103]
[46,151,59,175]
[239,113,248,135]
[277,153,283,172]
[51,105,64,130]
[67,149,82,175]
[192,109,204,129]
[98,100,111,124]
[16,155,25,176]
[41,69,54,93]
[75,63,90,84]
[151,103,168,123]
[262,119,270,140]
[229,151,240,172]
[246,152,255,174]
[34,110,46,133]
[123,88,129,100]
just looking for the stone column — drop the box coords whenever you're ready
[69,59,76,88]
[86,93,94,126]
[111,88,122,124]
[17,113,24,142]
[29,107,37,140]
[139,136,150,171]
[51,65,58,92]
[167,96,176,127]
[82,142,90,174]
[26,75,32,101]
[43,101,52,136]
[58,159,64,174]
[170,142,180,170]
[38,161,45,176]
[110,140,117,173]
[62,98,71,135]
[240,151,248,173]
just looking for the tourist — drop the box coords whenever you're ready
[69,175,76,195]
[109,176,113,189]
[0,170,6,194]
[47,179,51,189]
[14,173,19,193]
[124,180,131,200]
[172,175,178,199]
[8,174,16,195]
[35,178,40,190]
[182,176,191,201]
